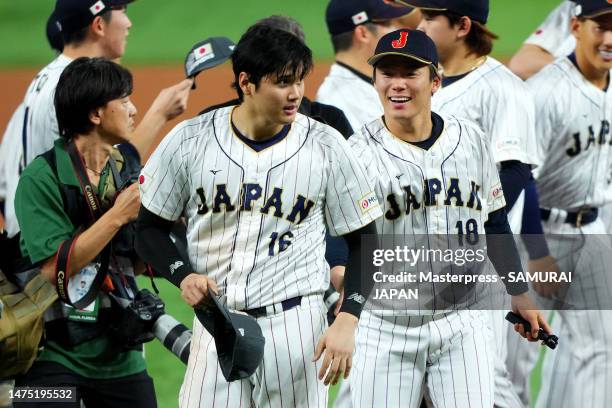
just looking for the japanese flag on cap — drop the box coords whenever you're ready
[89,1,106,15]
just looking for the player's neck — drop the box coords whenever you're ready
[72,133,113,177]
[335,52,373,79]
[63,42,117,61]
[440,46,485,77]
[232,104,285,141]
[575,48,610,90]
[385,111,433,143]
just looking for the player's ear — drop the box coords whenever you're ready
[353,25,372,46]
[455,16,472,40]
[90,15,106,39]
[238,72,254,97]
[570,16,582,39]
[89,108,102,126]
[431,70,441,95]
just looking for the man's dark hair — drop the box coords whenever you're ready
[255,15,305,43]
[55,57,133,140]
[62,10,112,46]
[231,24,313,102]
[424,10,498,57]
[331,23,379,54]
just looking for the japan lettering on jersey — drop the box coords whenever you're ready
[349,115,505,314]
[528,58,612,209]
[140,106,381,310]
[316,63,382,131]
[525,0,576,58]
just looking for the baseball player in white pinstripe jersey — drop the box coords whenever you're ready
[135,24,382,408]
[317,0,416,132]
[525,2,612,406]
[409,1,543,406]
[343,28,550,408]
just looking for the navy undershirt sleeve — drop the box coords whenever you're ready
[498,161,531,210]
[325,232,348,268]
[484,208,529,295]
[520,177,550,259]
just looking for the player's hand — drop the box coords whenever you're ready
[111,184,141,225]
[529,255,567,298]
[151,78,194,121]
[313,312,358,386]
[511,293,552,341]
[179,273,219,306]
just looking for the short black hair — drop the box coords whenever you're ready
[255,15,305,43]
[55,57,133,140]
[62,10,112,46]
[231,24,313,102]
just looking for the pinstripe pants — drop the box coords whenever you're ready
[533,219,612,408]
[179,295,328,408]
[348,310,495,408]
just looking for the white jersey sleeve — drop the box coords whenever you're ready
[478,124,507,216]
[481,71,539,166]
[524,1,576,57]
[323,131,382,236]
[139,122,190,221]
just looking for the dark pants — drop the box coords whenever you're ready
[14,362,157,408]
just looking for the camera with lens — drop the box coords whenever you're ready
[110,289,192,363]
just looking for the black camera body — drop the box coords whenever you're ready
[110,289,165,348]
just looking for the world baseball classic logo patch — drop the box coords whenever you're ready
[358,192,380,214]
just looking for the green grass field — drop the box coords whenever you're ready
[1,0,562,67]
[139,278,549,408]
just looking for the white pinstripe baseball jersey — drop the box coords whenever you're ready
[316,63,382,131]
[140,106,382,311]
[352,114,505,234]
[343,114,499,408]
[432,57,538,233]
[528,57,612,210]
[349,114,504,316]
[0,55,71,237]
[433,57,540,167]
[525,1,576,58]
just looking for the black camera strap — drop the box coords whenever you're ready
[55,141,111,309]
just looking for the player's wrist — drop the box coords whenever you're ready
[334,312,358,327]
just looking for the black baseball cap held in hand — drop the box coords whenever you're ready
[325,0,415,36]
[195,290,265,382]
[398,0,489,24]
[54,0,135,36]
[368,29,439,70]
[574,0,612,18]
[184,37,235,79]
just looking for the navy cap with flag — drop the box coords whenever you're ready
[368,29,439,70]
[397,0,489,24]
[195,290,265,382]
[574,0,612,18]
[325,0,415,36]
[184,37,235,79]
[54,0,135,37]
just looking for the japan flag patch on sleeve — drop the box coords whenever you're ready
[138,169,153,194]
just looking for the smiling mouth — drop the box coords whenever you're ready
[600,50,612,60]
[388,96,411,104]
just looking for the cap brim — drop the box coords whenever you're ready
[368,52,433,66]
[582,9,612,19]
[372,3,417,21]
[393,0,447,12]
